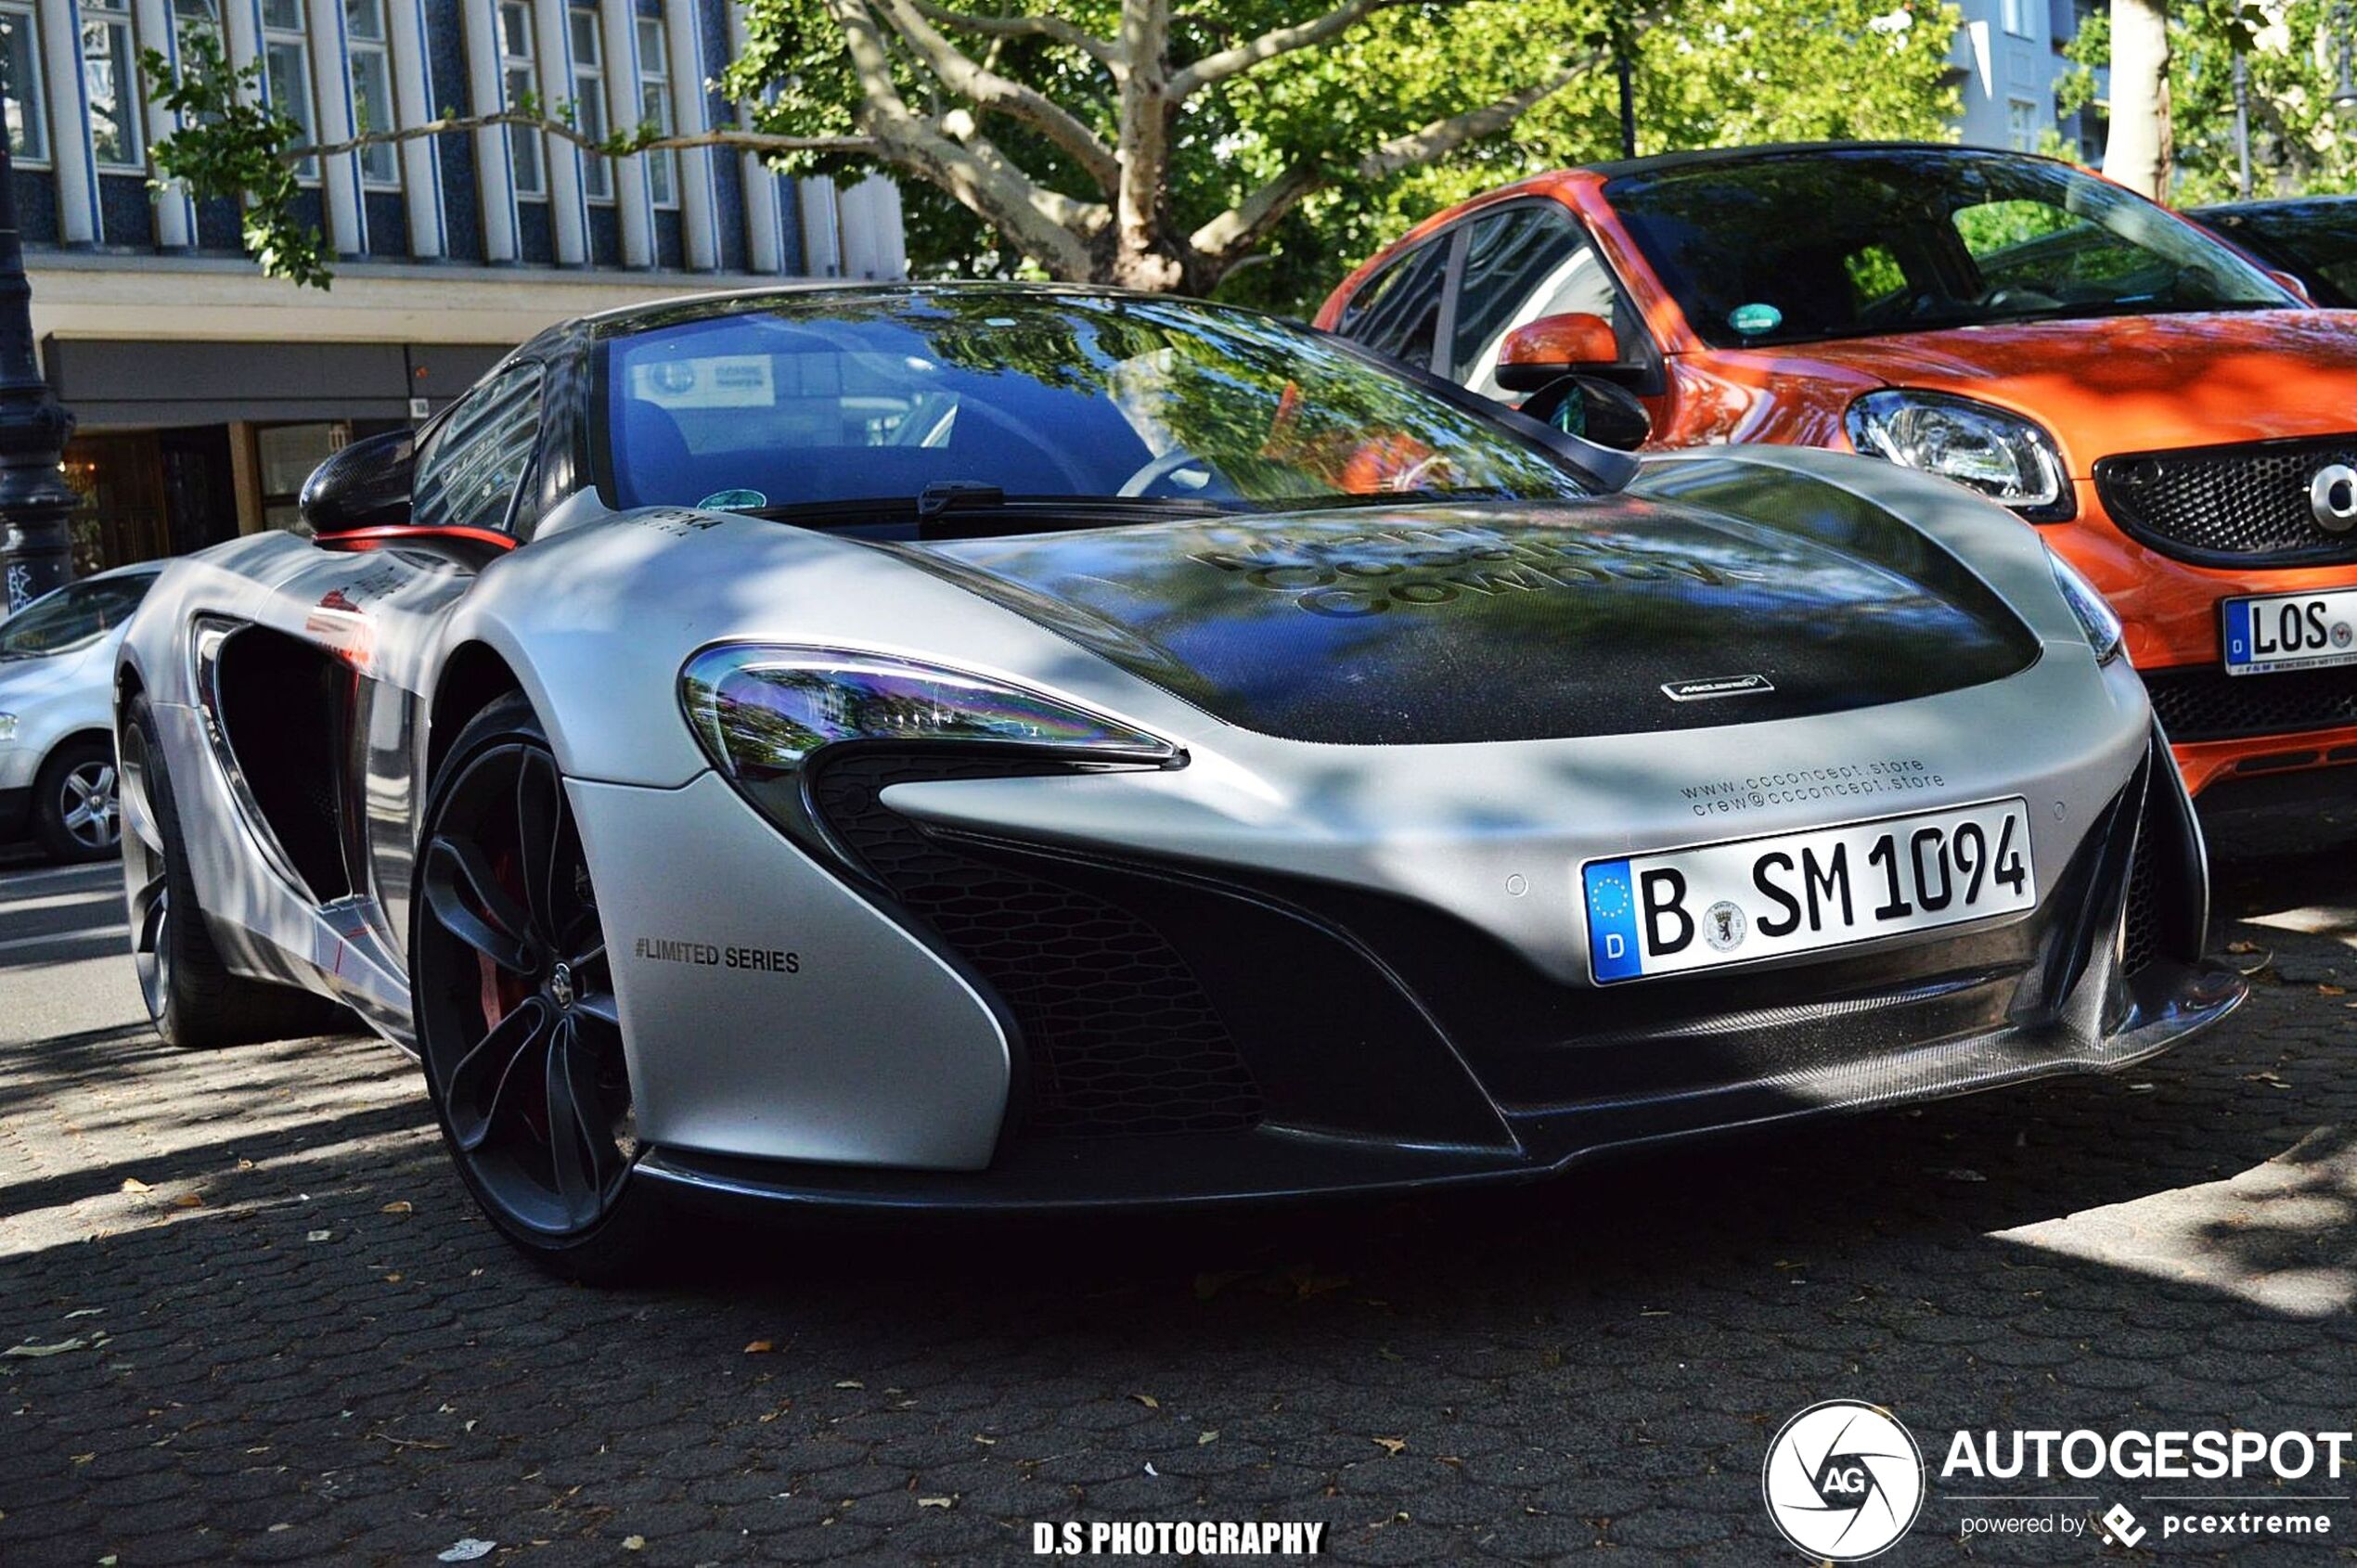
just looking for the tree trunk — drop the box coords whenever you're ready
[2104,0,2171,200]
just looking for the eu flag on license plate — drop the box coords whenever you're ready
[1583,859,1642,982]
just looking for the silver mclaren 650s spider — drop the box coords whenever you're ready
[114,284,2244,1277]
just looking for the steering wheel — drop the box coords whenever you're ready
[1117,448,1216,498]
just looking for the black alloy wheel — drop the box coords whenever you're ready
[413,697,653,1274]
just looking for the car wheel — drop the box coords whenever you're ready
[412,695,662,1281]
[32,736,122,862]
[118,697,352,1047]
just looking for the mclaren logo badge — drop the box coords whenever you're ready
[1662,673,1776,702]
[2310,463,2357,534]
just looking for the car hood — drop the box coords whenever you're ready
[900,497,2039,746]
[0,642,98,701]
[1783,309,2357,470]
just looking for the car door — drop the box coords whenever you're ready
[355,358,552,963]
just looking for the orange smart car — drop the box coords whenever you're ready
[1319,143,2357,804]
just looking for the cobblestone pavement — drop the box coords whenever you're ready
[1,807,2353,1567]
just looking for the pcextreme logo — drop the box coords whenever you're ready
[1761,1400,1927,1561]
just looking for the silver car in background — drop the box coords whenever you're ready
[0,564,160,862]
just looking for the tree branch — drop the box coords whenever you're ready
[829,0,1101,278]
[1353,58,1590,180]
[870,0,1120,193]
[1189,57,1592,271]
[1166,0,1416,99]
[908,1,1121,71]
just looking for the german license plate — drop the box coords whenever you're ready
[1582,798,2036,983]
[2222,588,2357,676]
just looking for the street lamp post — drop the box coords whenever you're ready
[0,142,78,614]
[2335,2,2357,118]
[2232,52,2251,199]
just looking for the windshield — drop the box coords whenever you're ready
[1605,148,2296,350]
[0,574,152,659]
[597,291,1592,519]
[2201,203,2357,309]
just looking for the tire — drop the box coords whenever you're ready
[411,694,665,1282]
[31,736,122,862]
[118,696,353,1048]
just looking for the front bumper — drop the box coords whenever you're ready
[631,730,2243,1214]
[2058,478,2357,798]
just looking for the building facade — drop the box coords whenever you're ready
[1949,0,2107,161]
[1,0,906,571]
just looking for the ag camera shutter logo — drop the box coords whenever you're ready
[1762,1400,1926,1560]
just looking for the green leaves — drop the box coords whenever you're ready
[143,30,330,289]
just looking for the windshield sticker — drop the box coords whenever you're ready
[698,489,768,512]
[1728,302,1784,337]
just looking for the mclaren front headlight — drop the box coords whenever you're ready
[1846,390,2074,521]
[2046,547,2124,664]
[681,645,1180,846]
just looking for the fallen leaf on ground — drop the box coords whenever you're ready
[621,1536,646,1551]
[1198,1430,1218,1445]
[3,1338,89,1358]
[917,1497,953,1509]
[61,1308,102,1319]
[834,1380,863,1389]
[118,1178,150,1194]
[436,1540,496,1563]
[380,1201,412,1215]
[171,1193,203,1209]
[2225,939,2260,954]
[1129,1394,1159,1408]
[743,1340,774,1355]
[306,1230,332,1243]
[2319,984,2346,996]
[71,1453,95,1465]
[1373,1437,1407,1456]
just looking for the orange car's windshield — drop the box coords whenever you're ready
[1606,148,2297,351]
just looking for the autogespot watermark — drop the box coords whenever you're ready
[1763,1402,2356,1558]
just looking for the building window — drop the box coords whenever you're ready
[259,0,316,180]
[80,0,142,169]
[2001,0,2033,35]
[569,6,609,201]
[0,2,47,165]
[636,13,674,209]
[257,422,348,531]
[2007,96,2041,151]
[498,0,543,197]
[346,0,399,186]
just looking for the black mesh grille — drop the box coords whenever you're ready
[2121,818,2160,977]
[808,753,1263,1139]
[2095,437,2357,566]
[2144,663,2357,742]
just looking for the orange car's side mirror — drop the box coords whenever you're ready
[2267,269,2314,305]
[1496,312,1619,392]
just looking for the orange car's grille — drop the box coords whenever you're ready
[2144,663,2357,741]
[2095,436,2357,567]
